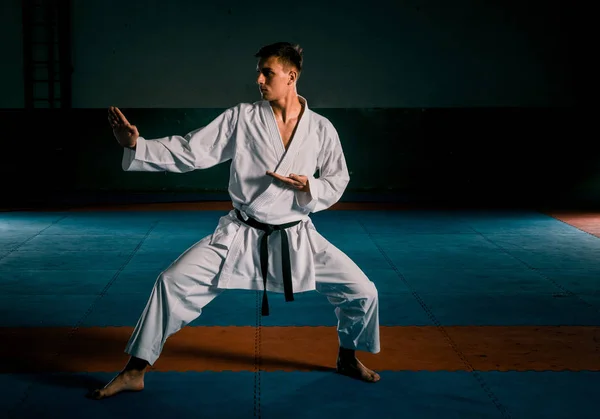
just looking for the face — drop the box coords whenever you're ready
[256,56,296,100]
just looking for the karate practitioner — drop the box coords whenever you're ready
[92,42,380,400]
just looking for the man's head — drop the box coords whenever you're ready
[255,42,303,101]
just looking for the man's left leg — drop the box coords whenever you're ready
[313,240,380,383]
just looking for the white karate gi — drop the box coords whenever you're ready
[121,96,380,365]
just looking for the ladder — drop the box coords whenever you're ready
[21,0,72,108]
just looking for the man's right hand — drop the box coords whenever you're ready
[108,106,139,149]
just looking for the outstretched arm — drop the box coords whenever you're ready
[110,106,239,173]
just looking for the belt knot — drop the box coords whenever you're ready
[234,209,301,316]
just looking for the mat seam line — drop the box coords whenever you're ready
[0,215,69,263]
[358,220,513,419]
[544,212,600,240]
[254,289,262,418]
[469,225,599,312]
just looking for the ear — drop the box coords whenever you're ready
[288,70,298,85]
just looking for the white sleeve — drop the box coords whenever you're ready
[122,106,239,173]
[295,124,350,212]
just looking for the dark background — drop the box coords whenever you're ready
[1,0,591,209]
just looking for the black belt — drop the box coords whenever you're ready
[235,209,301,316]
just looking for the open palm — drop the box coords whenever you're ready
[108,106,139,148]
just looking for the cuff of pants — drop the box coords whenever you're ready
[125,344,159,366]
[339,337,380,354]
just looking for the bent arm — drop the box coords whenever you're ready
[296,125,350,213]
[122,107,239,173]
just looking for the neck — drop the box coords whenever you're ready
[270,90,303,123]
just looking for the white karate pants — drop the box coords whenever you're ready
[125,234,380,366]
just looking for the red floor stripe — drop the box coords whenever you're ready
[1,326,598,373]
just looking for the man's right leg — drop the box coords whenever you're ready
[90,235,226,399]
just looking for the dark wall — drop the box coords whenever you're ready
[1,0,590,209]
[2,0,578,109]
[2,106,595,209]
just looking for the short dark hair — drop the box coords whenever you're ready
[254,42,303,74]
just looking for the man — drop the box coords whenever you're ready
[92,42,380,400]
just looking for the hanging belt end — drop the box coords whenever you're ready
[261,291,270,316]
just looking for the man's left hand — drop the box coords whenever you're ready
[267,171,310,193]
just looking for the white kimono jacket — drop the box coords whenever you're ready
[122,96,350,293]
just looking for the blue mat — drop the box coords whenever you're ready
[4,371,598,419]
[1,209,600,419]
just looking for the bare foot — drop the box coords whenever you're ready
[336,357,381,383]
[88,370,145,400]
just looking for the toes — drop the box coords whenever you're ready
[337,363,380,383]
[87,389,103,400]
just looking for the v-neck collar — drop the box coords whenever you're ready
[262,95,309,162]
